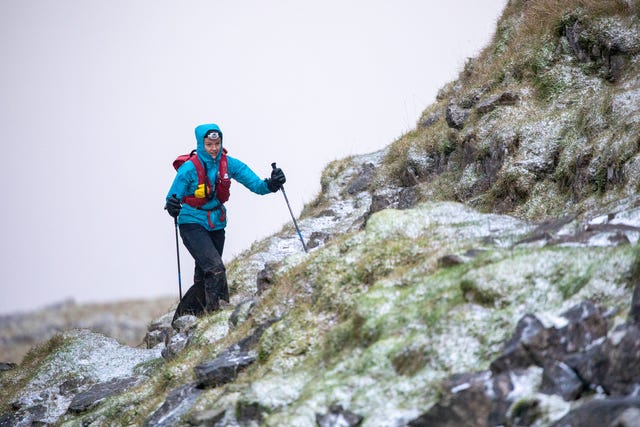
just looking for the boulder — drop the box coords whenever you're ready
[0,362,17,371]
[161,331,190,360]
[144,313,175,349]
[143,383,202,427]
[550,398,640,427]
[540,361,585,401]
[475,91,519,114]
[194,351,256,388]
[550,302,608,356]
[143,330,166,349]
[491,302,608,373]
[229,298,256,327]
[346,163,375,195]
[307,231,331,249]
[597,324,640,396]
[408,370,513,427]
[257,262,278,294]
[316,403,363,427]
[397,187,419,209]
[0,405,46,427]
[490,314,549,373]
[67,377,140,413]
[445,103,470,130]
[418,111,442,129]
[171,315,198,334]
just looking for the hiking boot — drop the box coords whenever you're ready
[205,296,220,312]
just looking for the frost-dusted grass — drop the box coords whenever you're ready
[225,202,637,426]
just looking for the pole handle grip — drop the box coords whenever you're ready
[171,194,179,226]
[271,162,277,170]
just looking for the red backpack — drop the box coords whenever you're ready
[172,149,231,207]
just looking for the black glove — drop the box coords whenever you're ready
[165,195,182,218]
[266,167,286,192]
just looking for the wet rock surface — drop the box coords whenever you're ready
[409,295,640,427]
[144,383,202,427]
[67,376,140,413]
[195,351,257,388]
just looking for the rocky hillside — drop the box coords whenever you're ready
[2,1,640,426]
[0,297,176,364]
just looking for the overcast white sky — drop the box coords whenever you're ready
[0,0,507,314]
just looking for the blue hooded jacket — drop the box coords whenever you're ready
[167,123,271,230]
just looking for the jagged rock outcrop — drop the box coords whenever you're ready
[144,383,202,427]
[67,377,141,413]
[408,297,640,427]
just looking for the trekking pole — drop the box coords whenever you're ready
[173,216,183,301]
[272,163,308,253]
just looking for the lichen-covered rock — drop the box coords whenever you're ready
[445,103,470,130]
[229,298,256,327]
[550,398,640,427]
[144,383,202,427]
[316,403,364,427]
[161,331,190,360]
[67,377,140,413]
[4,330,161,426]
[540,361,584,401]
[475,91,519,114]
[408,370,514,427]
[195,351,256,388]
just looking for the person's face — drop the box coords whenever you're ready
[204,132,221,157]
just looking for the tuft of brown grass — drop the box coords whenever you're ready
[521,0,633,35]
[463,0,636,90]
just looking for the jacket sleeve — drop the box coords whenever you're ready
[166,161,197,201]
[227,156,271,195]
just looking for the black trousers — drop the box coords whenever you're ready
[172,223,229,322]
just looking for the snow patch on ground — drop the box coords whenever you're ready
[15,329,161,424]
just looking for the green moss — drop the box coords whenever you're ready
[557,273,591,299]
[321,315,367,361]
[534,70,568,101]
[133,357,165,377]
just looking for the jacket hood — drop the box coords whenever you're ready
[194,123,224,166]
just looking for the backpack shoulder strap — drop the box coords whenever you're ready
[218,148,228,176]
[189,152,208,186]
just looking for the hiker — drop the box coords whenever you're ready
[165,123,286,321]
